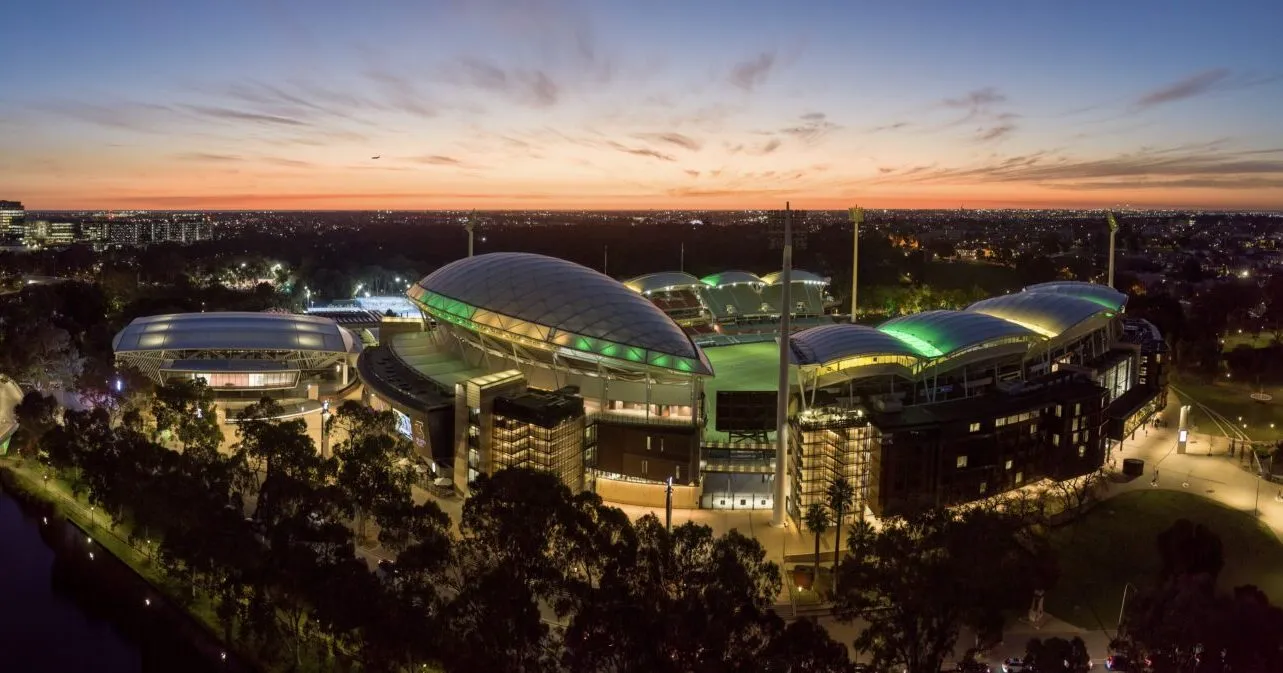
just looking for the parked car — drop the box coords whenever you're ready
[1105,654,1136,671]
[1001,658,1028,673]
[956,661,992,673]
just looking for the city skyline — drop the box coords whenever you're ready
[3,0,1282,211]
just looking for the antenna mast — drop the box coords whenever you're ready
[848,206,864,323]
[465,210,477,258]
[1106,212,1119,288]
[772,203,793,529]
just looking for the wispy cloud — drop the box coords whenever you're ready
[875,144,1283,191]
[754,138,781,155]
[729,52,775,91]
[605,141,675,161]
[632,132,702,151]
[179,104,309,127]
[445,57,560,108]
[408,155,465,166]
[778,113,841,144]
[174,152,242,162]
[684,169,700,178]
[975,123,1016,142]
[1136,69,1230,108]
[35,100,173,132]
[869,121,910,133]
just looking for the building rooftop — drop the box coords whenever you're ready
[494,389,585,429]
[700,270,763,287]
[967,292,1115,338]
[1022,281,1128,311]
[790,323,922,366]
[113,311,359,354]
[411,252,710,375]
[877,310,1038,359]
[623,271,703,294]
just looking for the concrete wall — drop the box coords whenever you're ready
[595,476,699,509]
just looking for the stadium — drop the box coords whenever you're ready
[354,252,1167,521]
[113,312,363,447]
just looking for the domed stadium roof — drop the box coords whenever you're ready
[877,310,1038,359]
[700,270,763,287]
[1022,281,1127,311]
[790,323,921,366]
[410,253,711,375]
[113,312,358,354]
[623,271,702,294]
[968,292,1114,338]
[760,269,827,285]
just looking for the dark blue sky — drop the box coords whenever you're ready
[3,0,1280,209]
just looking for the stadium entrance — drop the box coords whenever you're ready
[700,473,775,510]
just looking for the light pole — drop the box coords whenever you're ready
[1118,582,1139,631]
[665,476,674,534]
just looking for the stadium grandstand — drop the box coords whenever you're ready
[347,253,1166,520]
[113,311,363,449]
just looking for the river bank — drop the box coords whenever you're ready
[0,463,256,673]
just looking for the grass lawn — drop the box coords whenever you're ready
[1046,490,1283,630]
[1219,331,1280,353]
[1170,372,1283,443]
[702,341,794,442]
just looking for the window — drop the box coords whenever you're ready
[1015,471,1024,484]
[641,459,649,475]
[646,436,652,451]
[675,465,682,480]
[1056,404,1063,418]
[1078,446,1086,458]
[1072,418,1079,431]
[979,482,988,494]
[1052,434,1060,446]
[969,422,981,433]
[1029,425,1038,435]
[1075,403,1081,415]
[957,455,969,468]
[1005,459,1013,470]
[996,417,1007,428]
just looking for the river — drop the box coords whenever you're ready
[0,489,228,673]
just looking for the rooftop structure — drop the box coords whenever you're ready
[410,252,712,376]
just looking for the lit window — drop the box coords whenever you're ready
[1075,403,1081,415]
[979,482,988,494]
[1056,404,1063,417]
[957,455,968,468]
[1053,434,1060,446]
[1015,471,1024,484]
[996,417,1007,428]
[1005,459,1013,470]
[1078,446,1086,458]
[641,459,648,475]
[969,422,981,433]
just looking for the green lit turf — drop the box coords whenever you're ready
[702,341,796,442]
[1046,490,1283,630]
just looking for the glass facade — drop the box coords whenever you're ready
[789,409,879,521]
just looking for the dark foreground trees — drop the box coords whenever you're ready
[833,507,1057,673]
[1117,519,1283,673]
[29,396,853,673]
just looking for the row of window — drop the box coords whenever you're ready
[995,411,1038,427]
[956,444,1087,470]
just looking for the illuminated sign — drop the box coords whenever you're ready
[1179,430,1188,443]
[393,409,413,438]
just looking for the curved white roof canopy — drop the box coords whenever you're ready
[760,270,827,285]
[968,292,1115,338]
[1021,281,1127,311]
[790,323,921,366]
[411,252,711,375]
[878,310,1038,359]
[623,271,703,294]
[700,270,764,287]
[113,312,358,354]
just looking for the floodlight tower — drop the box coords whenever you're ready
[465,210,477,258]
[848,206,864,323]
[1106,212,1119,288]
[772,204,794,529]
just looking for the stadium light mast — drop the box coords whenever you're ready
[772,203,794,528]
[1106,211,1119,288]
[465,210,477,258]
[849,206,864,323]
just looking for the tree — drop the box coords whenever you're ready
[834,507,1056,673]
[151,378,223,457]
[1025,636,1091,672]
[234,398,329,523]
[334,432,415,541]
[1155,518,1224,585]
[826,476,856,569]
[803,502,830,576]
[11,390,60,457]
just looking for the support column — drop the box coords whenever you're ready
[773,204,793,528]
[849,206,863,323]
[341,360,349,387]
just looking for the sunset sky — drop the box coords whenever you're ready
[3,0,1281,211]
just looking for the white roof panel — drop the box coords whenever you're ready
[113,312,358,354]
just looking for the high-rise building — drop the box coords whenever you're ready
[0,201,24,246]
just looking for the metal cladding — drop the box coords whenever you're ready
[113,312,358,354]
[410,252,711,375]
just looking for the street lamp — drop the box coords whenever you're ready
[1119,582,1139,630]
